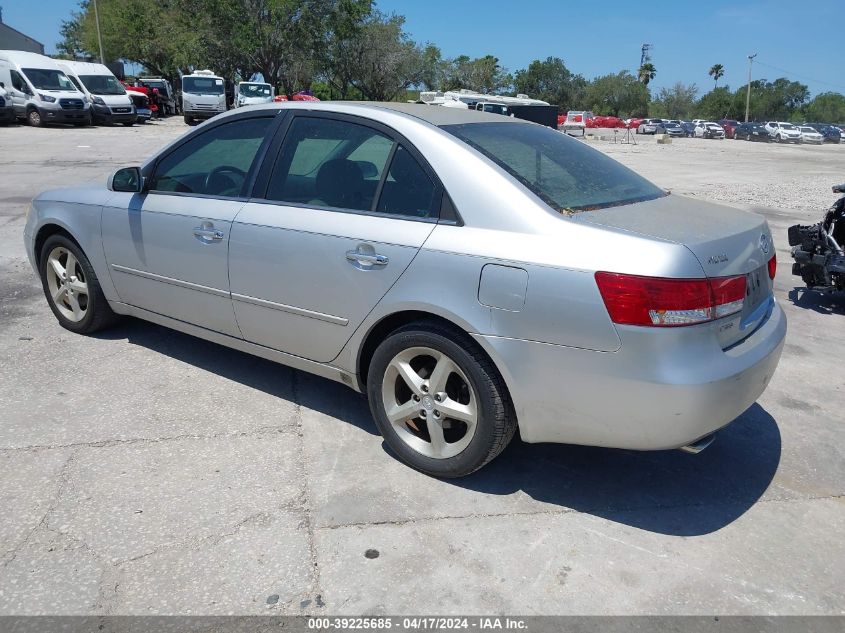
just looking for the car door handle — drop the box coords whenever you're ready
[346,250,388,266]
[193,227,224,241]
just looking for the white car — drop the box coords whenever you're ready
[694,122,725,139]
[764,121,802,144]
[235,81,274,108]
[636,118,663,134]
[798,126,824,145]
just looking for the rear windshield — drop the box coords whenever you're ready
[80,74,125,95]
[442,122,666,213]
[182,76,224,95]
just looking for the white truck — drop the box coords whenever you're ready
[235,81,274,107]
[56,60,136,126]
[181,69,227,125]
[0,50,90,127]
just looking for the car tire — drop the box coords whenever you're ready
[122,122,133,127]
[183,115,192,125]
[38,234,119,335]
[27,108,43,127]
[367,322,517,478]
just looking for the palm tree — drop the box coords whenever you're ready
[638,63,656,85]
[709,64,725,88]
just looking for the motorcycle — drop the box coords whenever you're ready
[789,183,845,293]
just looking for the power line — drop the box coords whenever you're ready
[753,60,845,92]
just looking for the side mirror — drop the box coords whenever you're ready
[108,167,144,193]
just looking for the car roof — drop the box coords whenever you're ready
[244,101,531,127]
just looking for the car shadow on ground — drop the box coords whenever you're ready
[98,318,781,538]
[788,287,845,315]
[447,402,780,536]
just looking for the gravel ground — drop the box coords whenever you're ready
[0,117,843,617]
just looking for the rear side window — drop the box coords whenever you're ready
[150,117,273,196]
[267,116,438,218]
[442,122,665,213]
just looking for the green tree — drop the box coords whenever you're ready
[708,64,724,89]
[585,71,649,117]
[696,86,736,119]
[637,62,656,86]
[513,56,586,110]
[443,55,511,93]
[804,92,845,123]
[649,82,698,119]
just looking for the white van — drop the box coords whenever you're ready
[181,69,227,124]
[0,50,90,127]
[56,60,136,126]
[235,81,274,108]
[0,82,15,124]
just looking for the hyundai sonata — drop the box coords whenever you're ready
[24,102,786,477]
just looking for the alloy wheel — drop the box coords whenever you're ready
[45,246,89,322]
[381,346,478,459]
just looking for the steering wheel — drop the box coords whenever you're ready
[204,165,247,195]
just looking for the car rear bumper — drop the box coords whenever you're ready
[474,299,786,450]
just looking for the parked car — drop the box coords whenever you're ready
[23,102,786,477]
[0,50,90,127]
[624,117,643,130]
[764,121,801,143]
[0,81,15,124]
[798,126,824,145]
[806,123,842,143]
[136,77,178,115]
[655,121,685,137]
[57,60,136,127]
[680,121,696,137]
[717,119,740,139]
[636,118,663,134]
[235,81,275,108]
[694,122,725,139]
[734,122,770,142]
[181,69,227,125]
[586,115,625,128]
[124,84,157,120]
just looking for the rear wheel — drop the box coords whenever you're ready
[39,234,118,334]
[183,115,192,125]
[367,322,517,478]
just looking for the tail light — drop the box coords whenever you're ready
[595,272,746,327]
[768,254,777,280]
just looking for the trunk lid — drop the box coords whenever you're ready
[576,194,775,347]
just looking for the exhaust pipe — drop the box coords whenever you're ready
[679,433,716,455]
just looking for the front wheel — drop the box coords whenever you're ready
[39,234,118,334]
[27,109,43,127]
[183,115,192,125]
[367,323,517,478]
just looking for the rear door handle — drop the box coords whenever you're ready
[346,250,388,267]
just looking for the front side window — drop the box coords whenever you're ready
[22,68,75,91]
[442,122,665,213]
[10,70,26,92]
[150,117,273,196]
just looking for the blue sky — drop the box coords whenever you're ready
[5,0,844,98]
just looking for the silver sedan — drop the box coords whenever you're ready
[23,102,786,477]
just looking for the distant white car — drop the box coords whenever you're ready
[636,118,663,134]
[798,126,824,145]
[235,81,274,108]
[764,121,802,144]
[694,122,725,139]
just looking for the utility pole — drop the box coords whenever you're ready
[745,53,757,123]
[93,0,105,64]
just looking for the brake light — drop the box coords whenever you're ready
[768,253,777,280]
[595,272,746,327]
